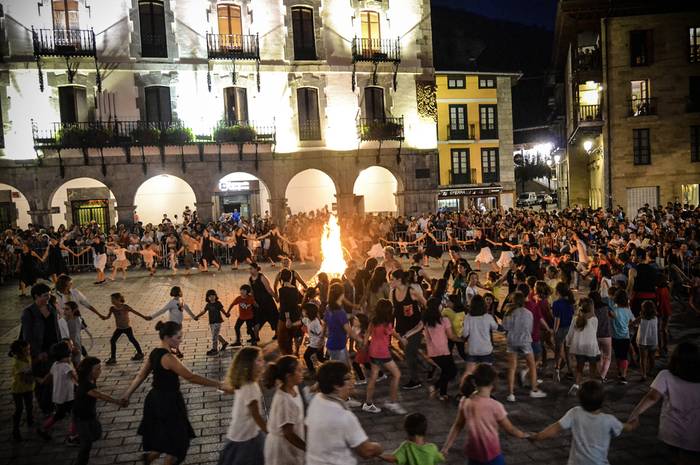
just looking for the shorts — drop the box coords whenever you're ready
[370,357,392,366]
[639,344,657,352]
[506,344,533,355]
[327,349,349,364]
[575,354,601,364]
[468,453,505,465]
[531,341,543,355]
[612,338,630,361]
[555,327,569,343]
[466,353,494,364]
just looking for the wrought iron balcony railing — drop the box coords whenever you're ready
[629,97,657,117]
[207,33,260,60]
[573,46,601,73]
[214,120,276,144]
[352,37,401,62]
[446,123,475,141]
[577,103,602,122]
[358,117,404,141]
[448,169,476,185]
[32,28,96,57]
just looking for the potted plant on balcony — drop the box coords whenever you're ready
[131,126,161,146]
[56,126,86,148]
[83,125,113,147]
[214,125,257,143]
[161,126,194,145]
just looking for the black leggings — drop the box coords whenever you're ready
[110,327,143,359]
[303,347,325,375]
[448,340,468,361]
[431,355,457,396]
[12,392,33,431]
[234,319,257,342]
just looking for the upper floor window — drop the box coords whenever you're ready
[633,128,651,165]
[297,87,321,141]
[630,30,653,66]
[481,148,499,183]
[145,86,172,123]
[448,104,468,140]
[0,98,4,148]
[218,4,242,36]
[58,85,88,124]
[689,76,700,112]
[52,0,79,30]
[361,11,381,42]
[447,76,465,89]
[223,87,248,124]
[451,149,470,184]
[292,7,316,60]
[139,0,167,58]
[364,87,385,120]
[692,126,700,162]
[690,27,700,63]
[479,104,498,139]
[478,76,496,89]
[630,79,654,116]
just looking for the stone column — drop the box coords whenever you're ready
[268,198,287,226]
[195,202,214,223]
[29,210,52,229]
[116,205,136,226]
[335,193,356,218]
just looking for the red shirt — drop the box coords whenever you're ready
[525,298,547,342]
[232,295,256,320]
[656,287,672,317]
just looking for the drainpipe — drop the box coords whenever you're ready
[603,16,613,210]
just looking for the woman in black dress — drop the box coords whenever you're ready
[42,235,70,283]
[249,262,279,341]
[276,268,303,355]
[17,243,43,297]
[257,225,290,265]
[419,224,445,267]
[199,228,224,272]
[121,321,228,465]
[230,227,252,270]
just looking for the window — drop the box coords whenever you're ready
[450,149,470,184]
[0,97,4,148]
[630,30,652,66]
[292,7,316,60]
[361,10,381,51]
[145,86,172,123]
[447,76,465,89]
[689,76,700,111]
[690,27,700,63]
[448,105,467,139]
[218,4,242,49]
[52,0,79,30]
[139,0,167,58]
[692,126,700,162]
[364,87,385,120]
[297,87,320,141]
[478,76,496,88]
[633,128,651,165]
[223,87,248,124]
[58,86,87,124]
[479,104,498,139]
[481,148,499,182]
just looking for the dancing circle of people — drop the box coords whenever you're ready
[8,201,700,465]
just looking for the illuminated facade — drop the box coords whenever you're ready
[435,72,518,211]
[0,0,438,228]
[552,2,700,213]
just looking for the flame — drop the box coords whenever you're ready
[317,214,347,279]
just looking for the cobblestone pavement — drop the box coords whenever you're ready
[1,261,699,465]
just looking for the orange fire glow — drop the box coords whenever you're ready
[317,214,347,279]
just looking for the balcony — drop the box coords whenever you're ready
[448,168,477,185]
[446,123,476,141]
[32,28,96,57]
[690,44,700,63]
[573,46,601,73]
[358,117,404,141]
[629,97,657,117]
[298,120,322,141]
[351,37,401,63]
[577,104,602,123]
[206,33,260,60]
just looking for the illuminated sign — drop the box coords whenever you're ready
[219,181,250,192]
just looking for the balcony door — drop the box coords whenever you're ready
[631,79,650,115]
[58,86,87,124]
[292,7,316,60]
[449,104,467,139]
[479,104,498,139]
[364,87,385,121]
[218,3,243,49]
[451,149,470,184]
[52,0,79,30]
[360,10,381,53]
[224,87,248,124]
[139,0,167,57]
[145,86,172,123]
[297,87,321,140]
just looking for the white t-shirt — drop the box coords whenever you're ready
[636,318,658,347]
[565,317,601,357]
[51,361,75,404]
[226,382,263,442]
[462,314,498,356]
[304,318,324,349]
[305,394,368,465]
[651,370,700,451]
[558,406,623,465]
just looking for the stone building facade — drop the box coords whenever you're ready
[0,0,438,228]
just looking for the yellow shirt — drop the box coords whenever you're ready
[12,357,34,394]
[441,308,465,337]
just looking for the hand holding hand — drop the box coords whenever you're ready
[119,396,129,408]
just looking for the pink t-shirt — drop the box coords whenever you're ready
[462,395,507,462]
[423,317,452,357]
[525,298,546,342]
[368,323,393,359]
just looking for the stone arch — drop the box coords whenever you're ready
[285,168,337,214]
[214,171,272,219]
[133,174,197,225]
[48,177,119,229]
[0,183,32,229]
[353,165,399,213]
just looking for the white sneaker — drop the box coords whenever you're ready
[354,379,367,386]
[384,402,407,415]
[362,402,382,413]
[506,394,516,402]
[346,397,362,408]
[568,384,579,396]
[376,374,388,383]
[529,390,547,399]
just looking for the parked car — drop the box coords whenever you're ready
[517,192,537,207]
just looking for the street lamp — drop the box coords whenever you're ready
[583,140,593,153]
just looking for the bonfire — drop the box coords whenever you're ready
[316,214,347,280]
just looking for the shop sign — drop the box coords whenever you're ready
[439,186,502,197]
[219,181,251,192]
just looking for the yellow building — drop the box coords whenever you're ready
[435,72,519,210]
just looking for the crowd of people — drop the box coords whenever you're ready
[7,200,700,465]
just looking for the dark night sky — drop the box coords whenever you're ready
[432,0,558,30]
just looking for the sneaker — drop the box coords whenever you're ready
[65,436,80,447]
[131,353,144,361]
[220,341,229,351]
[600,377,608,384]
[568,384,580,396]
[206,349,218,356]
[362,403,382,413]
[384,402,407,415]
[376,374,388,383]
[554,369,561,383]
[346,398,362,408]
[529,390,547,399]
[354,379,367,386]
[401,380,422,390]
[518,369,528,387]
[618,376,628,385]
[506,394,516,402]
[536,378,544,385]
[105,358,117,366]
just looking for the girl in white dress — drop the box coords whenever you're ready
[263,356,306,465]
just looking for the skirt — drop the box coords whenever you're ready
[425,243,443,259]
[475,247,494,264]
[138,389,195,463]
[218,433,265,465]
[496,251,513,269]
[112,259,129,269]
[93,253,107,272]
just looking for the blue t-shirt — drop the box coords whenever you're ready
[552,298,575,328]
[324,308,349,351]
[611,306,634,339]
